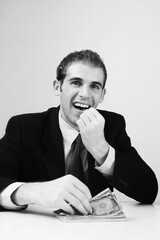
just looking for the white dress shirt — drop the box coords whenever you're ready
[0,111,115,209]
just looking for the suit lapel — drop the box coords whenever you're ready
[42,107,65,179]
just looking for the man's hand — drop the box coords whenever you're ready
[76,108,109,165]
[11,175,92,215]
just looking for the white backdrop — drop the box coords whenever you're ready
[0,0,160,201]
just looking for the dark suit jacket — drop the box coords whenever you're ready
[0,107,158,210]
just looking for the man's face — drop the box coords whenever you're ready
[54,62,106,130]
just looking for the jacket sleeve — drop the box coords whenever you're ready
[106,115,158,204]
[0,117,22,194]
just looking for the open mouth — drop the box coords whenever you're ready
[73,102,91,111]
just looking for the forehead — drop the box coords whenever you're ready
[65,62,105,84]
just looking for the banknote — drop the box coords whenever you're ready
[90,196,121,216]
[53,188,126,222]
[92,188,116,200]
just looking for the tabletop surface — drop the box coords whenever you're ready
[1,201,160,240]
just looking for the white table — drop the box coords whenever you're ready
[1,201,160,240]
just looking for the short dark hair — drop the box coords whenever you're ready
[56,50,107,88]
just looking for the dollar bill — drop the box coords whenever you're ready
[90,196,121,216]
[92,188,116,200]
[90,188,124,217]
[53,188,126,222]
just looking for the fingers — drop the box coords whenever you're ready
[63,190,91,215]
[71,176,92,200]
[53,175,92,215]
[77,107,104,129]
[56,198,75,215]
[66,175,92,215]
[82,107,102,121]
[70,179,92,214]
[89,107,102,118]
[77,108,96,128]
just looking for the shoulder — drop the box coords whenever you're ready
[97,109,129,145]
[98,109,125,122]
[6,107,59,130]
[97,109,127,135]
[9,107,57,120]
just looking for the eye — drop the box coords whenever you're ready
[71,80,82,87]
[91,84,100,90]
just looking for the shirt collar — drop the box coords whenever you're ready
[58,110,79,145]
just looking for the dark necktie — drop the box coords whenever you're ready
[67,134,85,183]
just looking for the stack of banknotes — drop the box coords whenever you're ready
[53,188,126,222]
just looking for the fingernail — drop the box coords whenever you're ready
[84,210,89,216]
[89,207,93,214]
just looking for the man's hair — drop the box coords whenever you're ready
[56,50,107,88]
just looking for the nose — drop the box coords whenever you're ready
[78,85,90,99]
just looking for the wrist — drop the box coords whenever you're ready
[11,182,37,206]
[93,140,110,165]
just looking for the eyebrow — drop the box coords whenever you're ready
[68,77,103,88]
[68,77,82,82]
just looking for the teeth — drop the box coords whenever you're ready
[74,102,90,109]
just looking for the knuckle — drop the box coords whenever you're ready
[76,191,88,205]
[80,112,85,117]
[66,174,77,184]
[66,174,74,181]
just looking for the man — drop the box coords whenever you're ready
[0,50,158,215]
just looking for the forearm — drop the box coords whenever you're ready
[107,149,158,203]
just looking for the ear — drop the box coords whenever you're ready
[99,88,106,103]
[53,80,61,96]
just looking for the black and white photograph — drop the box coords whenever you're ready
[0,1,160,239]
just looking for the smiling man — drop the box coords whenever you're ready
[0,50,158,214]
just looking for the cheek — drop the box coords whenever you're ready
[60,92,72,111]
[96,91,104,102]
[92,93,103,104]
